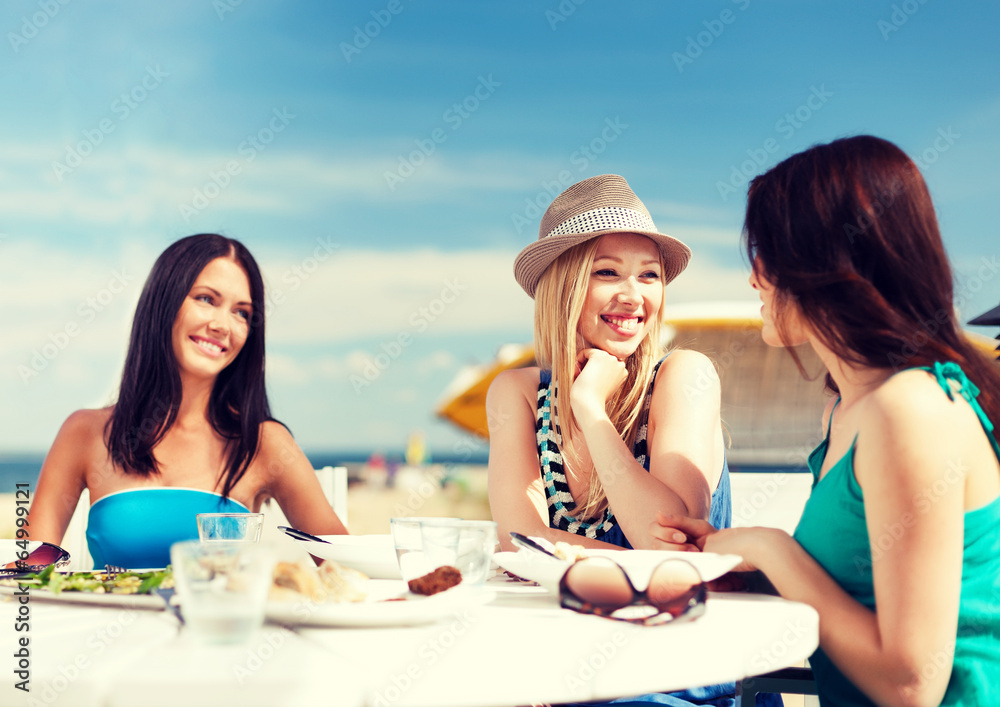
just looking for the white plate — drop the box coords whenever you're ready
[0,581,165,610]
[265,580,495,627]
[493,548,743,594]
[286,534,401,579]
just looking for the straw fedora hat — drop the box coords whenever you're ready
[513,174,691,298]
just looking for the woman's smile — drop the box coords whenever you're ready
[578,233,663,357]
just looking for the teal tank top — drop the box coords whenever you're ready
[793,362,1000,706]
[86,488,249,569]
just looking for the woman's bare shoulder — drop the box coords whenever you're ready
[489,366,541,397]
[868,369,968,423]
[59,407,113,443]
[653,349,720,400]
[257,420,299,458]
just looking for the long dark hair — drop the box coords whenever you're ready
[744,135,1000,425]
[105,233,275,498]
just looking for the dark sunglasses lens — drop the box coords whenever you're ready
[563,558,633,610]
[28,543,67,565]
[647,560,703,614]
[2,542,68,572]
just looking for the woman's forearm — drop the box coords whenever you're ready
[579,415,694,548]
[753,531,942,707]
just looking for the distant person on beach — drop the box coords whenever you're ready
[29,234,348,569]
[488,174,748,706]
[656,136,1000,706]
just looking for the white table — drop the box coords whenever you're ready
[0,576,818,707]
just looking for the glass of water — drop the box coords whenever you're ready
[170,540,274,644]
[196,513,264,543]
[390,516,439,581]
[453,520,498,585]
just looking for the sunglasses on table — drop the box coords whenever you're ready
[1,542,71,576]
[558,557,707,626]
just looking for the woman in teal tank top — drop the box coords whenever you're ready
[29,234,348,569]
[654,136,1000,706]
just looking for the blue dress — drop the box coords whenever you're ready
[86,488,250,569]
[536,361,779,707]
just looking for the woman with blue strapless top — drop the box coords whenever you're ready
[656,136,1000,706]
[29,234,348,569]
[487,176,769,707]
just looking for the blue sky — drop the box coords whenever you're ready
[2,0,998,456]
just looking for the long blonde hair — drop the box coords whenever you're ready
[533,237,664,520]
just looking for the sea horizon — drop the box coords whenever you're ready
[0,449,491,494]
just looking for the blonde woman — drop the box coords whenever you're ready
[488,174,731,555]
[487,175,748,706]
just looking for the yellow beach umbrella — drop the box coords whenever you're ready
[435,343,535,439]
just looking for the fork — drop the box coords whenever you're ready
[105,564,184,625]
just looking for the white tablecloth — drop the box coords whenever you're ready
[0,576,818,707]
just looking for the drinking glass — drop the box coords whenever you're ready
[196,513,264,543]
[419,519,462,573]
[453,520,498,585]
[390,517,437,581]
[170,540,274,644]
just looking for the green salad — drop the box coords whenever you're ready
[11,564,173,595]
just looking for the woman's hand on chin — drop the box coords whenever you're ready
[570,348,627,424]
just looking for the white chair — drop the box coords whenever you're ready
[62,488,94,571]
[730,470,819,707]
[261,465,349,532]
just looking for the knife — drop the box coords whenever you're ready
[278,525,332,544]
[509,532,562,560]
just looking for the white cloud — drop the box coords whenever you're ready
[261,247,534,344]
[416,350,458,375]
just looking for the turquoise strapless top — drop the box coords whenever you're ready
[86,488,249,569]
